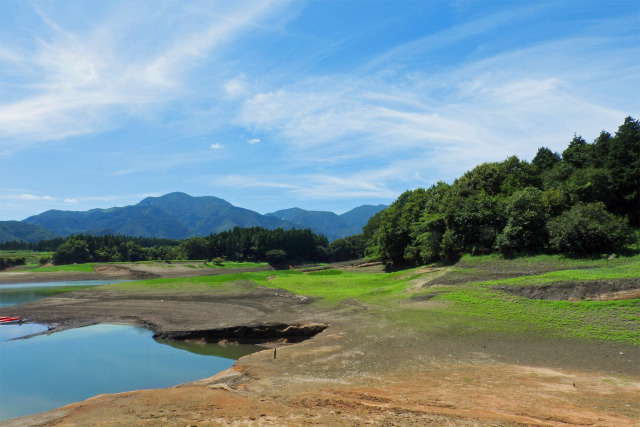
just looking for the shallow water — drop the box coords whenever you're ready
[0,281,260,421]
[0,280,121,308]
[0,324,259,421]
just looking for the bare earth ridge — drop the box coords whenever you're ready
[1,263,638,426]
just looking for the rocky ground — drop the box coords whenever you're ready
[1,263,638,426]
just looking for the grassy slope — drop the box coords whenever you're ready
[108,255,640,345]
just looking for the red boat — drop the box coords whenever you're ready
[0,316,21,323]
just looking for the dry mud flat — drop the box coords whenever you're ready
[2,268,639,426]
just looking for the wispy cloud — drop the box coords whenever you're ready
[238,27,637,179]
[247,138,261,144]
[16,194,54,201]
[0,1,286,153]
[210,172,396,201]
[218,175,298,190]
[224,74,249,98]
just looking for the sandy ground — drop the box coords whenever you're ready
[1,264,639,426]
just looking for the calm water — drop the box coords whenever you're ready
[0,280,121,308]
[0,282,260,421]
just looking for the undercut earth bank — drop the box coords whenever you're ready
[492,278,640,301]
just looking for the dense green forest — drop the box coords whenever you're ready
[0,228,335,266]
[362,117,639,267]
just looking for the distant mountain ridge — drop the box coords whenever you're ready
[8,192,387,242]
[0,221,59,243]
[266,204,387,241]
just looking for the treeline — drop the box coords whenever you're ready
[179,227,329,262]
[45,227,333,265]
[363,116,639,267]
[0,237,66,252]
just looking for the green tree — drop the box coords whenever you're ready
[562,135,592,168]
[53,237,90,265]
[566,167,614,205]
[548,202,633,254]
[329,234,365,261]
[605,117,640,225]
[265,249,287,264]
[532,147,561,171]
[494,187,548,255]
[447,192,504,255]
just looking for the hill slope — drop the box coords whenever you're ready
[266,204,387,241]
[0,221,59,243]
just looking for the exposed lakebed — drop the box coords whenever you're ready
[0,281,260,421]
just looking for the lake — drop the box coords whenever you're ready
[0,280,121,308]
[0,281,260,421]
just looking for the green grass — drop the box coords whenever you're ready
[427,255,640,344]
[32,263,97,272]
[0,250,54,258]
[458,253,640,268]
[105,255,640,345]
[476,261,640,287]
[434,288,639,343]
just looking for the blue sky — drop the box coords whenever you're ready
[1,0,639,221]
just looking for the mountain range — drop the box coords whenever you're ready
[1,192,387,243]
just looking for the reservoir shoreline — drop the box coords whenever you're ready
[1,263,638,426]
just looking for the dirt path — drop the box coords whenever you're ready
[2,268,639,426]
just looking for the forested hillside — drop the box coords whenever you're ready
[364,117,639,266]
[0,221,59,243]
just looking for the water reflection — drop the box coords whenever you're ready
[0,322,49,342]
[0,280,124,308]
[0,324,260,421]
[156,338,261,359]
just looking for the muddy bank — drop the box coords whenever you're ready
[492,278,640,301]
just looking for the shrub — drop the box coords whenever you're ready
[265,249,287,264]
[495,187,549,255]
[548,202,633,254]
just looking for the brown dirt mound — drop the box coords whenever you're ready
[492,278,640,301]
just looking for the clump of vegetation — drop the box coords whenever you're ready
[211,257,225,266]
[0,255,26,271]
[548,202,633,254]
[363,117,639,267]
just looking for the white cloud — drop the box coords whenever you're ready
[237,31,637,180]
[19,194,54,201]
[213,172,395,201]
[210,143,224,149]
[64,198,78,204]
[219,175,298,189]
[247,138,261,144]
[224,74,248,98]
[289,175,396,200]
[0,1,287,153]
